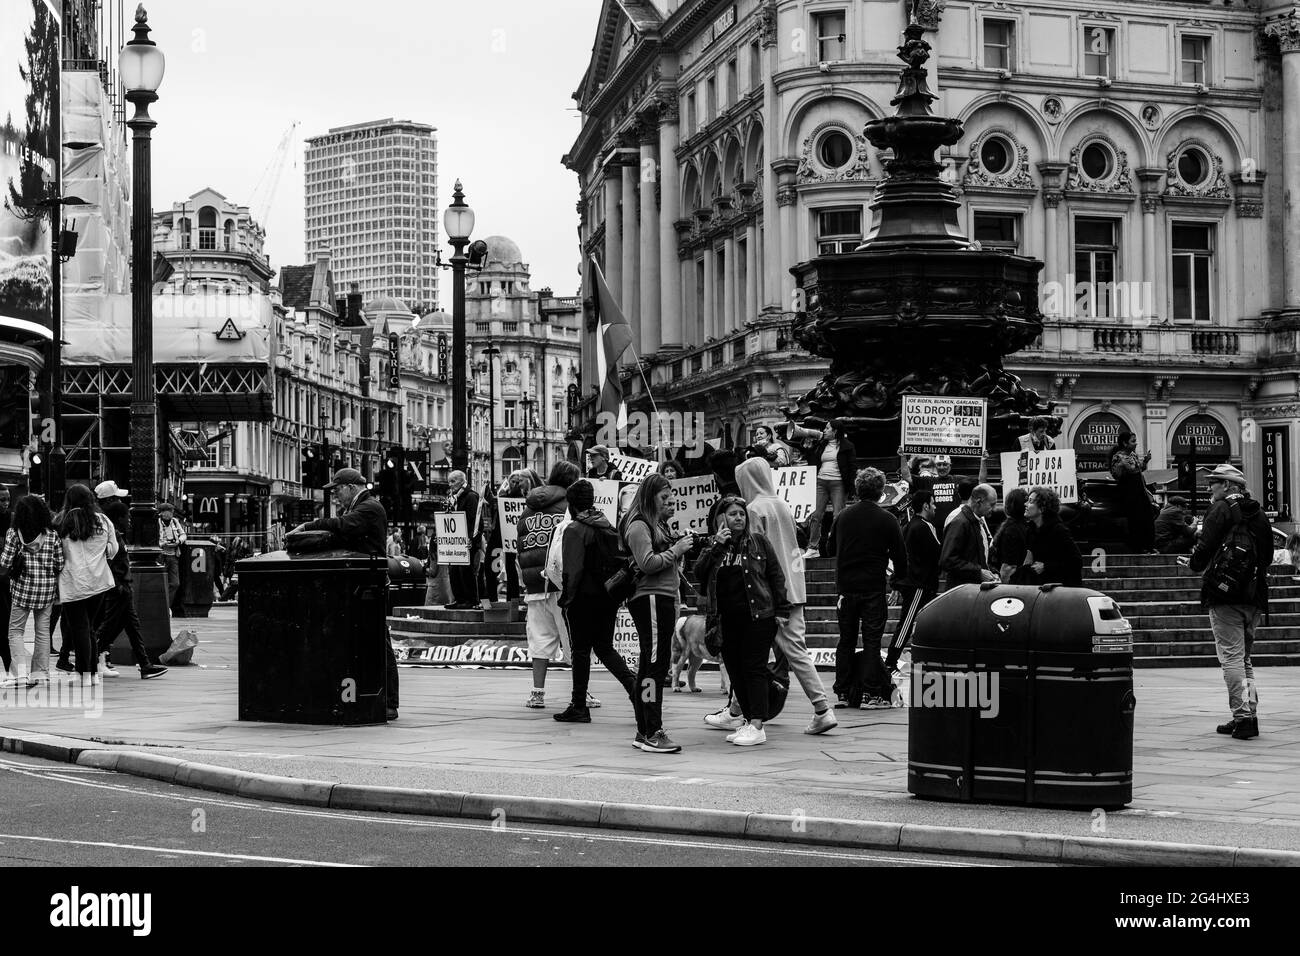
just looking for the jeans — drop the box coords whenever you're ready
[162,553,180,609]
[7,604,52,678]
[773,606,828,712]
[91,580,151,668]
[720,611,777,722]
[884,586,936,672]
[809,478,847,552]
[0,577,10,672]
[563,598,636,708]
[835,591,891,699]
[59,595,104,675]
[1208,605,1259,719]
[627,593,676,736]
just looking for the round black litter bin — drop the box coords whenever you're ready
[907,583,1136,808]
[179,538,219,618]
[386,553,426,613]
[237,548,390,725]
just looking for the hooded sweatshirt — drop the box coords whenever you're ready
[516,483,569,597]
[735,456,806,605]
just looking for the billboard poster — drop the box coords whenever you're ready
[0,0,59,340]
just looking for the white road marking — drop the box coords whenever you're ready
[0,833,360,866]
[0,759,999,866]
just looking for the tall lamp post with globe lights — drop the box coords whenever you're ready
[441,181,488,475]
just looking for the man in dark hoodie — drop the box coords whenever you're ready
[554,480,637,723]
[1181,464,1272,740]
[517,460,583,710]
[884,489,942,676]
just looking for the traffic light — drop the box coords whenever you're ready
[28,444,47,494]
[376,447,399,503]
[301,446,319,488]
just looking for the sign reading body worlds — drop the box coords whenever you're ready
[1170,414,1231,457]
[436,512,470,566]
[999,449,1079,504]
[902,396,988,457]
[1072,411,1129,473]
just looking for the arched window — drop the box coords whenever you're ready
[198,206,218,250]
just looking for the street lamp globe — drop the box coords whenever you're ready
[443,180,475,245]
[119,5,165,93]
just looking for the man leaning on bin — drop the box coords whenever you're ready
[292,467,400,721]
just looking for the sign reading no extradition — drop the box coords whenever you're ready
[999,449,1079,504]
[902,396,988,457]
[496,497,529,555]
[668,475,719,536]
[436,512,471,566]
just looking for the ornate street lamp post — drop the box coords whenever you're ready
[121,4,165,549]
[443,181,474,475]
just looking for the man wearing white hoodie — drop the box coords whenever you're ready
[708,457,837,735]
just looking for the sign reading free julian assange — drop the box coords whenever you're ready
[902,396,988,457]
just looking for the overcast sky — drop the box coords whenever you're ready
[146,0,597,299]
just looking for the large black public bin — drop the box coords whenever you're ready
[386,554,426,613]
[907,583,1136,808]
[179,538,218,618]
[237,548,389,725]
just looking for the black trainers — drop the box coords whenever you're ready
[1216,719,1239,735]
[140,664,168,680]
[632,732,645,748]
[1231,717,1259,740]
[553,704,591,723]
[55,660,74,673]
[636,730,682,753]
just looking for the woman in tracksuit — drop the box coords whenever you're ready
[694,495,793,747]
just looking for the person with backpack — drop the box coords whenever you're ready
[0,494,62,685]
[1181,464,1272,741]
[554,480,637,724]
[693,495,793,746]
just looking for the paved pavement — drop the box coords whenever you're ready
[2,606,1298,855]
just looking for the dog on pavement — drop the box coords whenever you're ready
[671,614,729,694]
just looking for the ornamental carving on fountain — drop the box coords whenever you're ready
[787,2,1052,455]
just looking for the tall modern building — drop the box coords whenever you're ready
[304,118,440,314]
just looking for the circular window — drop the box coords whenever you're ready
[980,136,1013,175]
[1177,147,1209,187]
[818,130,853,169]
[1081,142,1115,181]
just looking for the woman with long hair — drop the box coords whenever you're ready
[787,419,857,558]
[55,484,119,685]
[1109,429,1156,553]
[989,486,1031,583]
[620,473,695,754]
[1024,486,1084,587]
[0,494,62,684]
[694,496,792,747]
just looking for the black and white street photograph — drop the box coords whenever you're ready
[0,0,1295,931]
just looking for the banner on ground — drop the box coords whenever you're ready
[590,478,620,526]
[901,396,988,456]
[436,512,471,565]
[612,606,639,671]
[496,497,529,554]
[999,449,1079,504]
[774,466,817,522]
[668,475,719,535]
[395,639,532,666]
[608,452,656,483]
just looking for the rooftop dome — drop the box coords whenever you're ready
[483,235,525,269]
[363,295,413,315]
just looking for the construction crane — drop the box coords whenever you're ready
[248,120,300,231]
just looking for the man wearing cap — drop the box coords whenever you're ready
[90,481,167,680]
[444,470,481,609]
[1180,464,1272,741]
[157,502,187,613]
[293,468,398,718]
[585,446,623,482]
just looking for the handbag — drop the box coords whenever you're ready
[604,558,640,603]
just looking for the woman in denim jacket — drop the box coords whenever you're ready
[694,495,793,747]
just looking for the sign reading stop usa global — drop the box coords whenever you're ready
[902,396,988,457]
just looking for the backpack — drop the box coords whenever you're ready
[1208,498,1260,604]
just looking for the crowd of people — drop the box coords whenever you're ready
[1,481,171,687]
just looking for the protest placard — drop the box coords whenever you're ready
[902,396,987,456]
[999,449,1078,504]
[590,478,620,526]
[607,452,656,483]
[436,512,470,566]
[496,497,529,554]
[774,466,816,522]
[668,475,719,536]
[612,606,640,671]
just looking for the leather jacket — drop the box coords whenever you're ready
[693,530,793,622]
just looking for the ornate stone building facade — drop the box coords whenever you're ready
[565,0,1300,519]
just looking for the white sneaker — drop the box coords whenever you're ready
[804,710,838,735]
[525,690,545,709]
[705,710,745,731]
[100,655,120,678]
[726,726,746,742]
[802,547,820,559]
[585,692,602,709]
[732,724,767,746]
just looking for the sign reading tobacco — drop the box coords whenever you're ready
[901,396,987,457]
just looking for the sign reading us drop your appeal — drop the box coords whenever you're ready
[902,396,988,457]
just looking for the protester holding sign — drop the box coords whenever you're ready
[621,474,696,754]
[554,480,637,725]
[496,470,535,602]
[444,471,481,609]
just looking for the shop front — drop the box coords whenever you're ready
[182,479,270,544]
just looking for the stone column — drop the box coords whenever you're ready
[1266,19,1300,307]
[703,244,716,341]
[639,120,661,356]
[1137,167,1164,324]
[603,160,623,305]
[745,217,759,321]
[621,156,641,349]
[1037,161,1068,317]
[723,222,737,334]
[657,99,683,350]
[1232,169,1267,324]
[775,178,799,308]
[760,12,781,309]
